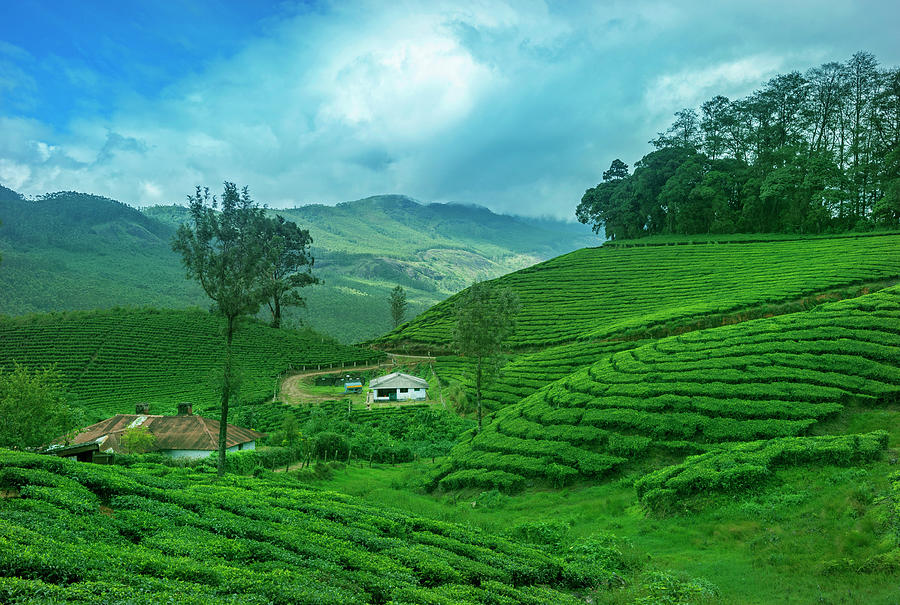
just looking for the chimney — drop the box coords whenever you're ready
[177,402,193,416]
[135,402,150,415]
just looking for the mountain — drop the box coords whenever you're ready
[0,188,595,342]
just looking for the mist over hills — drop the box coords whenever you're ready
[0,187,595,342]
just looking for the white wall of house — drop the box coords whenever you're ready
[162,441,256,459]
[373,388,427,402]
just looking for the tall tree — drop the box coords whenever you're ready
[172,182,267,476]
[576,159,631,239]
[389,285,408,328]
[259,215,318,328]
[452,281,520,432]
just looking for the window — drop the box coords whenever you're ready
[399,388,408,393]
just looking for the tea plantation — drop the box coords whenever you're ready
[376,234,900,420]
[375,234,900,350]
[433,286,900,497]
[0,450,621,604]
[0,308,385,422]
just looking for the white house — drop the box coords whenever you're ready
[369,372,429,402]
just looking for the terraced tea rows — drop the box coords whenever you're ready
[434,287,900,493]
[0,451,594,604]
[375,234,900,349]
[433,339,652,411]
[634,432,889,510]
[0,309,384,422]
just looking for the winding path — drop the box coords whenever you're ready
[278,354,436,405]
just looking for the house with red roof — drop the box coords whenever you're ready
[45,402,264,463]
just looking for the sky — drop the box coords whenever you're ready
[1,0,899,218]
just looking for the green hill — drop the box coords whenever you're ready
[0,187,594,343]
[375,234,900,414]
[432,286,900,496]
[0,308,384,423]
[144,195,596,342]
[0,191,207,313]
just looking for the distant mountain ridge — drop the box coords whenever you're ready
[0,186,595,342]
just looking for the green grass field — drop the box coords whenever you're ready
[0,308,384,423]
[307,450,900,604]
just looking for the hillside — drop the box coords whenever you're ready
[432,286,900,496]
[374,234,900,415]
[0,308,384,423]
[144,195,595,341]
[0,451,594,604]
[0,191,207,313]
[0,187,594,342]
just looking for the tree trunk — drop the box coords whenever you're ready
[272,296,282,329]
[217,316,236,478]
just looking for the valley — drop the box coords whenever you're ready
[1,227,898,603]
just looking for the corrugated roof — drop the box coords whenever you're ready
[56,414,264,454]
[369,372,429,390]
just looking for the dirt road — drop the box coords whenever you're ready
[278,354,436,405]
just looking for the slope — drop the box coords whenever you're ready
[375,234,900,413]
[0,187,594,343]
[433,286,900,496]
[145,195,596,342]
[0,308,384,423]
[0,451,591,604]
[0,190,207,313]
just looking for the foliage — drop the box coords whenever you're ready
[172,182,271,475]
[1,187,593,344]
[0,364,81,451]
[634,432,888,512]
[453,281,520,431]
[120,426,157,455]
[376,234,900,350]
[258,214,319,328]
[0,450,590,603]
[0,308,384,422]
[577,51,900,238]
[389,285,408,328]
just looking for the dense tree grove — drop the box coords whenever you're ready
[577,52,900,239]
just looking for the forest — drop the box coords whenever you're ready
[577,51,900,239]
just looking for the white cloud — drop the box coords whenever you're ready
[644,54,787,117]
[1,1,899,216]
[0,159,31,190]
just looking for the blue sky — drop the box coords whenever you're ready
[2,0,899,217]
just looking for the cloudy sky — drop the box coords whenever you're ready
[2,1,899,218]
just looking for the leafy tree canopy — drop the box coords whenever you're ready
[389,285,408,328]
[0,364,82,451]
[258,214,318,328]
[453,281,520,431]
[578,51,900,239]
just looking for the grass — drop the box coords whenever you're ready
[310,446,900,604]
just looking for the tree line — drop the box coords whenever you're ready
[577,51,900,239]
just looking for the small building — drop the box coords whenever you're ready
[44,402,264,463]
[344,381,363,394]
[369,372,429,402]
